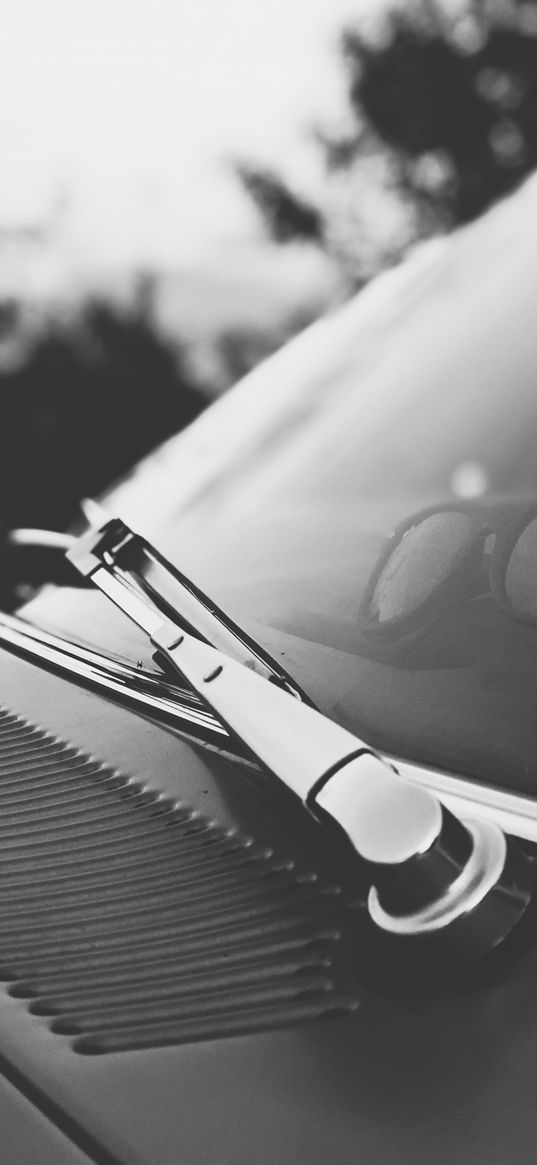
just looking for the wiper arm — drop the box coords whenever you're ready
[68,517,311,704]
[68,519,533,975]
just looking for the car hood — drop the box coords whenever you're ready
[0,638,537,1165]
[6,179,537,1160]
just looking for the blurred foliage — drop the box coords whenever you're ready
[0,290,204,529]
[237,0,537,284]
[9,0,537,532]
[235,163,324,243]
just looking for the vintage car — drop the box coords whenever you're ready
[1,174,537,1165]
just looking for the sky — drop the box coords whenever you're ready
[0,0,363,273]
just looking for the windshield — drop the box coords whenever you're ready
[98,179,537,797]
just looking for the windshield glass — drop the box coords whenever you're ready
[101,180,537,797]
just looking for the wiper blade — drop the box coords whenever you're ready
[69,517,375,797]
[67,518,312,704]
[68,517,533,975]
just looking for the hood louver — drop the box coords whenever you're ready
[0,707,357,1053]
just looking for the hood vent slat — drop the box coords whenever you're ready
[0,706,357,1053]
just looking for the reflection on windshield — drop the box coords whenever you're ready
[358,498,537,641]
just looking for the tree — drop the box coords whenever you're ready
[0,293,204,529]
[235,163,323,244]
[237,0,537,284]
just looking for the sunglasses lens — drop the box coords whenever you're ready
[369,512,476,624]
[505,518,537,621]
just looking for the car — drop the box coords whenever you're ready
[1,173,537,1165]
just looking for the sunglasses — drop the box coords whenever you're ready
[359,500,537,637]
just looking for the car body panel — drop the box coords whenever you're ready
[5,179,537,1161]
[0,1071,95,1165]
[0,647,536,1164]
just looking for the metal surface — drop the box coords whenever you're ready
[397,760,537,843]
[368,818,506,935]
[315,752,443,865]
[152,621,369,801]
[0,1074,95,1165]
[0,705,356,1053]
[0,646,536,1165]
[317,760,533,965]
[150,627,534,969]
[66,539,534,971]
[3,608,537,851]
[0,611,227,744]
[68,518,311,702]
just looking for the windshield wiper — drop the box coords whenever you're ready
[68,517,533,976]
[68,518,311,704]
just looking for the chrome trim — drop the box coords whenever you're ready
[368,818,506,934]
[396,758,537,844]
[0,611,229,747]
[68,517,310,703]
[0,610,536,843]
